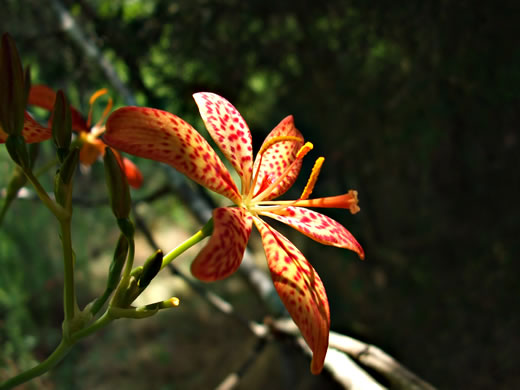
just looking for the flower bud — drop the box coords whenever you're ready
[52,90,72,162]
[138,249,163,289]
[0,33,27,136]
[54,147,79,206]
[106,234,129,291]
[59,147,80,185]
[104,147,131,220]
[5,134,30,170]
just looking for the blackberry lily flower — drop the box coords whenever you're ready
[28,85,143,188]
[104,93,364,374]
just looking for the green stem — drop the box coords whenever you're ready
[90,288,113,317]
[0,311,114,390]
[161,218,213,269]
[122,236,135,282]
[0,340,70,390]
[33,157,58,177]
[70,310,113,342]
[60,218,76,323]
[23,169,68,220]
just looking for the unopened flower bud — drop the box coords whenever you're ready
[0,33,27,136]
[106,234,129,291]
[104,147,131,220]
[138,249,163,289]
[52,90,72,161]
[59,147,79,185]
[5,134,30,170]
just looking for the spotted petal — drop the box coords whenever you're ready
[262,207,365,259]
[120,156,143,189]
[105,106,241,203]
[193,92,253,191]
[0,112,51,143]
[254,217,330,374]
[28,85,88,132]
[252,115,304,200]
[191,207,253,281]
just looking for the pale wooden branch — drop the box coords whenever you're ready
[50,0,136,105]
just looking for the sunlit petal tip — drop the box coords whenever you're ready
[193,92,253,187]
[263,207,365,259]
[191,208,253,281]
[254,218,330,374]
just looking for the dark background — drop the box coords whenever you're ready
[1,1,519,389]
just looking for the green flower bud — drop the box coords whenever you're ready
[59,147,79,185]
[104,147,131,220]
[0,33,27,136]
[5,134,30,170]
[117,218,135,238]
[52,90,72,162]
[138,249,163,289]
[23,65,31,111]
[106,234,129,291]
[54,147,79,206]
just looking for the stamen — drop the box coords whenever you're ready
[94,97,113,130]
[269,190,361,214]
[86,88,110,128]
[296,142,313,159]
[257,135,303,156]
[300,157,324,200]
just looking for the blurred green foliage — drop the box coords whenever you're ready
[1,0,519,389]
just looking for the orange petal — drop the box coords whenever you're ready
[120,157,143,189]
[79,137,105,165]
[191,207,253,281]
[104,106,241,203]
[262,207,364,259]
[254,217,330,374]
[0,112,52,143]
[252,115,304,200]
[193,92,253,191]
[28,84,88,132]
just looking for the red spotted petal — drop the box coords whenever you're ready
[0,112,52,143]
[252,115,304,200]
[193,92,253,190]
[254,217,330,374]
[28,85,88,132]
[120,157,143,189]
[262,207,365,259]
[104,106,241,204]
[191,207,253,281]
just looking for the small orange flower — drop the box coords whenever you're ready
[104,93,364,373]
[28,85,143,188]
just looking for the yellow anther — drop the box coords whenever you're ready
[296,142,313,159]
[258,135,303,156]
[347,190,360,214]
[300,157,324,200]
